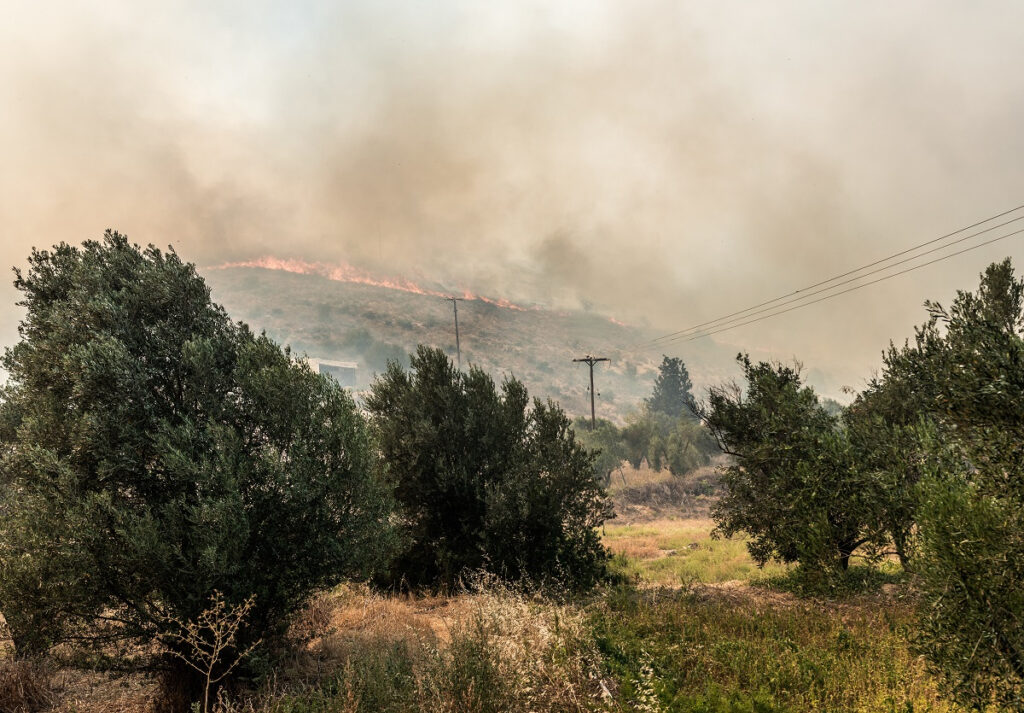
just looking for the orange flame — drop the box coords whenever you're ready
[209,256,529,311]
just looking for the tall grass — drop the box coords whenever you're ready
[21,517,966,713]
[590,585,961,713]
[0,658,55,713]
[220,582,608,713]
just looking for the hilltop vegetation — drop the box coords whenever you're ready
[202,266,751,423]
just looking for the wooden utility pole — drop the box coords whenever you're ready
[573,355,609,429]
[447,297,464,369]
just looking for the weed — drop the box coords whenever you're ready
[0,658,55,713]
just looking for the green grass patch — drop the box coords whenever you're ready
[754,561,907,598]
[603,519,790,585]
[589,585,960,713]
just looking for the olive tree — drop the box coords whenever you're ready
[365,346,612,591]
[0,233,394,695]
[907,260,1024,708]
[699,356,887,573]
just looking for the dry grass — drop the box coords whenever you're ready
[606,463,675,495]
[228,579,609,712]
[0,658,56,713]
[0,612,13,661]
[608,464,722,524]
[47,669,157,713]
[4,574,963,713]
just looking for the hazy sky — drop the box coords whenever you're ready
[2,1,1023,389]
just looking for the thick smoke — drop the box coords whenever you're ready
[2,0,1023,386]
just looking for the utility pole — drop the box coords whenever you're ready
[447,297,464,369]
[573,355,609,430]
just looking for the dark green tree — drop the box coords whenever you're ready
[700,356,885,573]
[365,346,612,591]
[616,408,715,476]
[843,321,948,569]
[839,259,1024,706]
[574,417,628,487]
[0,233,394,693]
[646,355,694,419]
[903,259,1024,708]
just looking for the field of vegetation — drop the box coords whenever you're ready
[0,486,959,713]
[2,236,1022,712]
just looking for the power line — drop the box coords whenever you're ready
[656,215,1024,342]
[636,203,1024,349]
[677,225,1024,343]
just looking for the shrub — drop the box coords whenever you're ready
[844,259,1024,707]
[365,345,612,591]
[0,233,394,696]
[574,417,628,487]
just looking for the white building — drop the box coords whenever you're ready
[308,358,358,388]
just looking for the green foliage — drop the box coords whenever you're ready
[0,233,395,669]
[365,345,612,591]
[895,259,1024,709]
[844,298,954,570]
[574,418,629,487]
[915,475,1024,708]
[701,356,886,573]
[575,409,717,485]
[843,259,1024,707]
[623,411,716,475]
[646,355,694,419]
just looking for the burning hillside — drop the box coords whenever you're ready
[209,257,529,311]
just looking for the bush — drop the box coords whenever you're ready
[365,345,612,591]
[573,418,628,486]
[844,259,1024,707]
[0,233,394,695]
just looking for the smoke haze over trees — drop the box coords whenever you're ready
[3,2,1024,388]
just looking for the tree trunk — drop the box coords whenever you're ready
[891,527,910,571]
[156,656,207,713]
[837,536,858,572]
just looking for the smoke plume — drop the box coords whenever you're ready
[2,0,1023,386]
